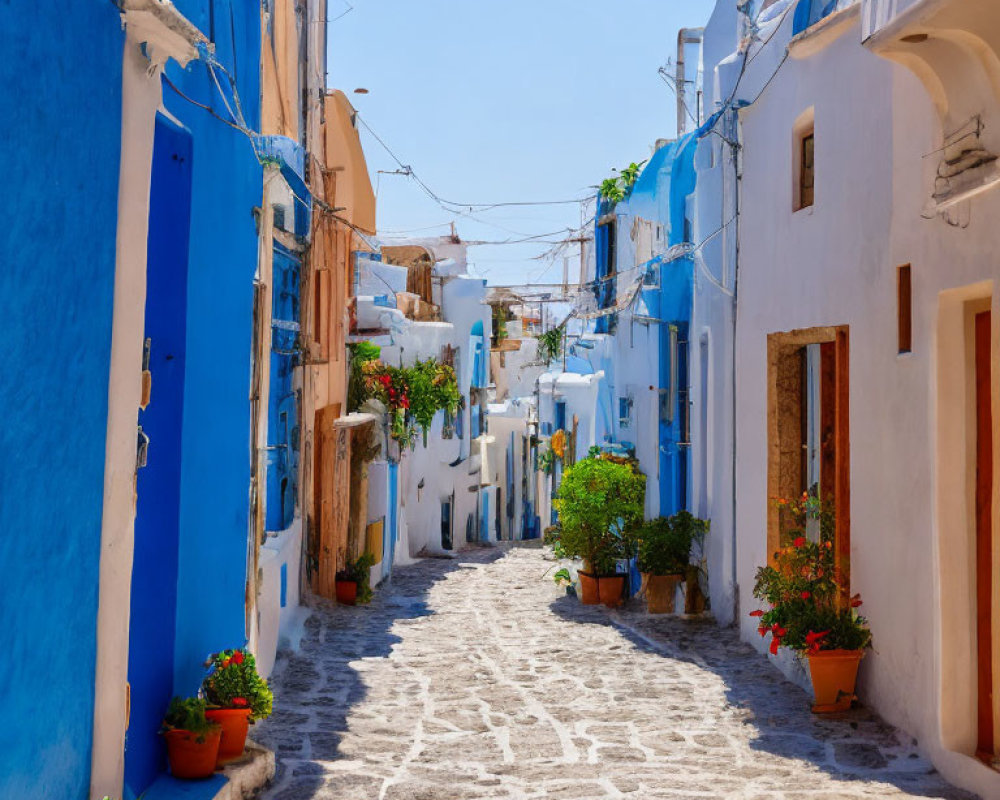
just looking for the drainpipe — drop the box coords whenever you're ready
[731,108,744,625]
[676,28,705,137]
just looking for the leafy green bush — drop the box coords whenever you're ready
[202,648,273,721]
[637,511,709,576]
[162,696,219,740]
[554,457,645,576]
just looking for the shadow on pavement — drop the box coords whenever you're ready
[548,592,978,800]
[253,547,505,800]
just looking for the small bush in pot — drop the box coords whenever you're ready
[554,456,645,606]
[336,552,376,605]
[637,513,708,613]
[751,493,872,712]
[162,696,221,779]
[202,648,273,764]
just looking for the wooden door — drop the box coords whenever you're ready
[976,310,994,762]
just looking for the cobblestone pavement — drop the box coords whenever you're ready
[254,545,975,800]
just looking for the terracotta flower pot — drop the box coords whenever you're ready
[205,707,252,765]
[164,727,221,779]
[336,580,358,605]
[577,571,600,605]
[646,573,683,614]
[598,575,625,608]
[807,649,863,713]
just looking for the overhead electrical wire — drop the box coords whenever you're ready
[354,114,589,212]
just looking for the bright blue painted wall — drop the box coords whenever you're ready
[655,135,699,519]
[590,129,702,520]
[0,3,123,797]
[159,0,262,698]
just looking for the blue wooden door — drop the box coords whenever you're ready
[125,114,193,799]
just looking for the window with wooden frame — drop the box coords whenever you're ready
[798,131,815,209]
[897,265,912,354]
[312,268,330,360]
[767,327,850,599]
[793,109,816,212]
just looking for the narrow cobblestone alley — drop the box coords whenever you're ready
[254,546,975,800]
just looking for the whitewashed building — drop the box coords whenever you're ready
[702,0,1000,794]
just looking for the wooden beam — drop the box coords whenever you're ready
[834,327,851,604]
[975,310,994,761]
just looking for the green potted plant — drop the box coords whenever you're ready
[336,552,376,605]
[161,696,221,779]
[672,511,710,614]
[554,456,645,607]
[637,512,708,614]
[750,493,872,713]
[201,648,273,764]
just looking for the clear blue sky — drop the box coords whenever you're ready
[328,0,716,285]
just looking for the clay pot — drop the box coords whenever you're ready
[336,580,358,605]
[646,573,683,614]
[577,571,600,605]
[807,649,863,713]
[164,727,221,779]
[205,707,252,765]
[598,575,625,608]
[683,565,706,614]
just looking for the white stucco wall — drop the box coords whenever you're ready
[732,8,1000,797]
[364,269,491,561]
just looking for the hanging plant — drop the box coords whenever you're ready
[537,327,563,365]
[356,355,461,451]
[538,446,555,475]
[550,429,567,460]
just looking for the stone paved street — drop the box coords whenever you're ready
[254,545,975,800]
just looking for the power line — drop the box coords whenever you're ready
[355,114,589,212]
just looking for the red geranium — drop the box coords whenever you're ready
[232,650,245,665]
[749,609,764,617]
[793,536,807,548]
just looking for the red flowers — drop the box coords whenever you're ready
[793,536,807,548]
[232,651,245,665]
[749,609,764,617]
[768,624,787,655]
[805,630,829,655]
[800,591,811,600]
[850,594,863,608]
[400,394,410,410]
[378,374,392,388]
[758,625,768,637]
[232,696,249,707]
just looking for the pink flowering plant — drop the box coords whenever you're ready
[750,493,871,657]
